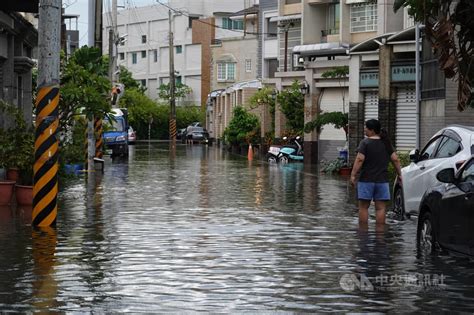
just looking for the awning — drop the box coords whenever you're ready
[224,80,262,94]
[269,14,302,23]
[293,42,350,56]
[350,33,395,53]
[209,89,225,98]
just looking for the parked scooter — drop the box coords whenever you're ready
[277,136,303,163]
[266,136,304,163]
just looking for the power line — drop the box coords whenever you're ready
[156,0,278,37]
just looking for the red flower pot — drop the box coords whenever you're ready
[15,185,33,206]
[338,167,352,176]
[0,181,15,205]
[6,168,19,182]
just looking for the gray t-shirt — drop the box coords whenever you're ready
[357,138,394,183]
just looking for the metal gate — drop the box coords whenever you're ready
[396,87,417,152]
[364,91,378,122]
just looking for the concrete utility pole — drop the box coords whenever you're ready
[86,0,97,171]
[169,9,177,148]
[94,0,104,162]
[32,0,61,227]
[110,0,118,86]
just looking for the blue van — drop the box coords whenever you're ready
[103,108,129,157]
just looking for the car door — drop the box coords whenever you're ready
[457,160,474,255]
[403,136,442,212]
[438,164,474,255]
[422,135,463,197]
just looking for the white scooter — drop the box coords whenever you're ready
[266,136,303,163]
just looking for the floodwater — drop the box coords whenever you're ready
[1,143,474,312]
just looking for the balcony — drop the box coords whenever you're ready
[308,0,336,4]
[321,29,340,43]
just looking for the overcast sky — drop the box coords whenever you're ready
[64,0,158,46]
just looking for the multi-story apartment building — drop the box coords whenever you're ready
[0,10,38,128]
[103,0,245,106]
[206,4,264,142]
[266,0,408,164]
[259,0,279,80]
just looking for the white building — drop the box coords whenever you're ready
[103,0,246,105]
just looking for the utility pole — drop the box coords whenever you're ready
[110,0,118,86]
[33,0,61,227]
[169,9,177,148]
[94,0,104,161]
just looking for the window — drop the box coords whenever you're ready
[434,137,462,159]
[245,59,252,72]
[142,35,147,44]
[233,20,244,30]
[176,76,182,84]
[222,17,232,30]
[154,50,158,62]
[350,3,377,33]
[189,16,199,28]
[140,79,146,87]
[120,52,125,60]
[217,62,236,81]
[419,137,441,161]
[132,52,137,64]
[327,3,340,35]
[141,50,146,58]
[266,59,278,79]
[222,17,243,30]
[175,45,182,54]
[266,18,278,38]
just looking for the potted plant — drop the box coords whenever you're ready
[14,131,35,206]
[60,118,86,175]
[321,157,351,175]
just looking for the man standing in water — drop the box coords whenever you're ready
[350,119,402,226]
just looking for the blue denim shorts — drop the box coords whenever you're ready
[357,182,390,201]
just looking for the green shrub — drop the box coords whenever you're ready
[120,89,203,139]
[223,106,260,146]
[388,151,411,181]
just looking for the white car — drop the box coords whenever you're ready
[393,125,474,217]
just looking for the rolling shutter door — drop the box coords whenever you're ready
[319,88,348,141]
[396,87,417,152]
[364,92,378,121]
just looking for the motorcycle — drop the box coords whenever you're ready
[266,136,304,164]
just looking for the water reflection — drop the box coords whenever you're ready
[31,227,58,311]
[1,143,474,312]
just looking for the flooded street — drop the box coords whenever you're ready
[1,143,474,312]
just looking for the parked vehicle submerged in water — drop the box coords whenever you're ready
[266,136,304,164]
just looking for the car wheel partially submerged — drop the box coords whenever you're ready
[393,187,406,219]
[417,211,439,256]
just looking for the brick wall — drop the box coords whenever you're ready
[192,17,215,109]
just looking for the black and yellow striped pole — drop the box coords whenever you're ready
[33,0,61,227]
[94,117,103,159]
[84,126,89,170]
[33,86,60,227]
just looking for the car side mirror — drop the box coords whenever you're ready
[409,149,420,163]
[436,168,456,184]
